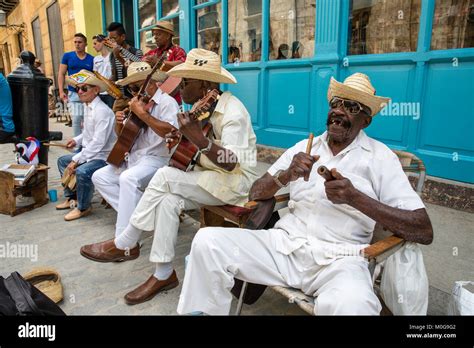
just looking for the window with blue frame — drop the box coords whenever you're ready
[162,0,180,17]
[162,0,181,46]
[431,0,474,50]
[138,0,182,54]
[195,0,222,56]
[348,0,421,55]
[269,0,316,60]
[139,0,157,53]
[139,0,157,29]
[228,0,262,63]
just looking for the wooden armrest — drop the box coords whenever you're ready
[363,235,404,260]
[244,193,290,209]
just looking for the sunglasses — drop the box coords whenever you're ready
[75,85,94,93]
[329,97,371,116]
[180,79,201,88]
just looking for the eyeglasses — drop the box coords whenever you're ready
[329,97,371,116]
[180,79,201,88]
[75,85,93,93]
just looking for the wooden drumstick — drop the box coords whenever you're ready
[318,165,336,181]
[306,133,314,154]
[43,142,68,149]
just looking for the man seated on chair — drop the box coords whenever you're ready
[80,48,259,305]
[177,73,434,315]
[82,62,179,246]
[56,70,117,221]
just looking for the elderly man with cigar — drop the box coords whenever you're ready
[177,73,433,315]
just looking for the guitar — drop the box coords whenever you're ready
[168,89,221,172]
[93,70,123,99]
[103,37,182,97]
[107,51,168,167]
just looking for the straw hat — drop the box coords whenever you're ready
[150,20,174,36]
[116,62,167,86]
[167,48,237,84]
[23,267,63,304]
[66,69,108,93]
[327,73,390,116]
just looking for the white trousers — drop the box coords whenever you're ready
[129,166,224,263]
[92,162,164,236]
[177,227,382,315]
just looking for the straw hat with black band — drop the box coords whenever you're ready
[327,73,390,116]
[166,48,237,84]
[116,62,168,86]
[150,20,175,36]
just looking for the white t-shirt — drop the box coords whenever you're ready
[93,53,112,95]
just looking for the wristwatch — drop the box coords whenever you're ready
[199,139,213,154]
[273,169,289,188]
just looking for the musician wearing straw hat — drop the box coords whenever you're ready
[56,70,117,221]
[82,62,179,243]
[80,49,258,305]
[177,73,433,315]
[143,20,186,104]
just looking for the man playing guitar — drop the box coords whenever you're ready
[81,62,179,249]
[143,21,186,105]
[80,49,258,305]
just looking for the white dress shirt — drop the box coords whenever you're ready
[267,130,425,265]
[195,91,259,206]
[72,96,117,164]
[126,88,179,168]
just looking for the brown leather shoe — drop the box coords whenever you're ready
[56,199,76,210]
[124,271,179,305]
[80,239,139,263]
[64,207,92,221]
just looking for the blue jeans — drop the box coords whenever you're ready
[57,154,107,210]
[68,91,84,137]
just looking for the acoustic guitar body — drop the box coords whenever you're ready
[170,123,213,172]
[107,114,145,166]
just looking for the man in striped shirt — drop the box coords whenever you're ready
[106,22,143,100]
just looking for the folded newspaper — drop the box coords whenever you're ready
[1,164,36,185]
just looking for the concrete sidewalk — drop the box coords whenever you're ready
[0,119,472,315]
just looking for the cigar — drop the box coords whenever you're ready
[306,133,314,154]
[317,165,336,181]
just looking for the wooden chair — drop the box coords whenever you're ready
[200,150,427,315]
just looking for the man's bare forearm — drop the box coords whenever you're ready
[350,190,433,244]
[201,143,237,172]
[249,172,289,201]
